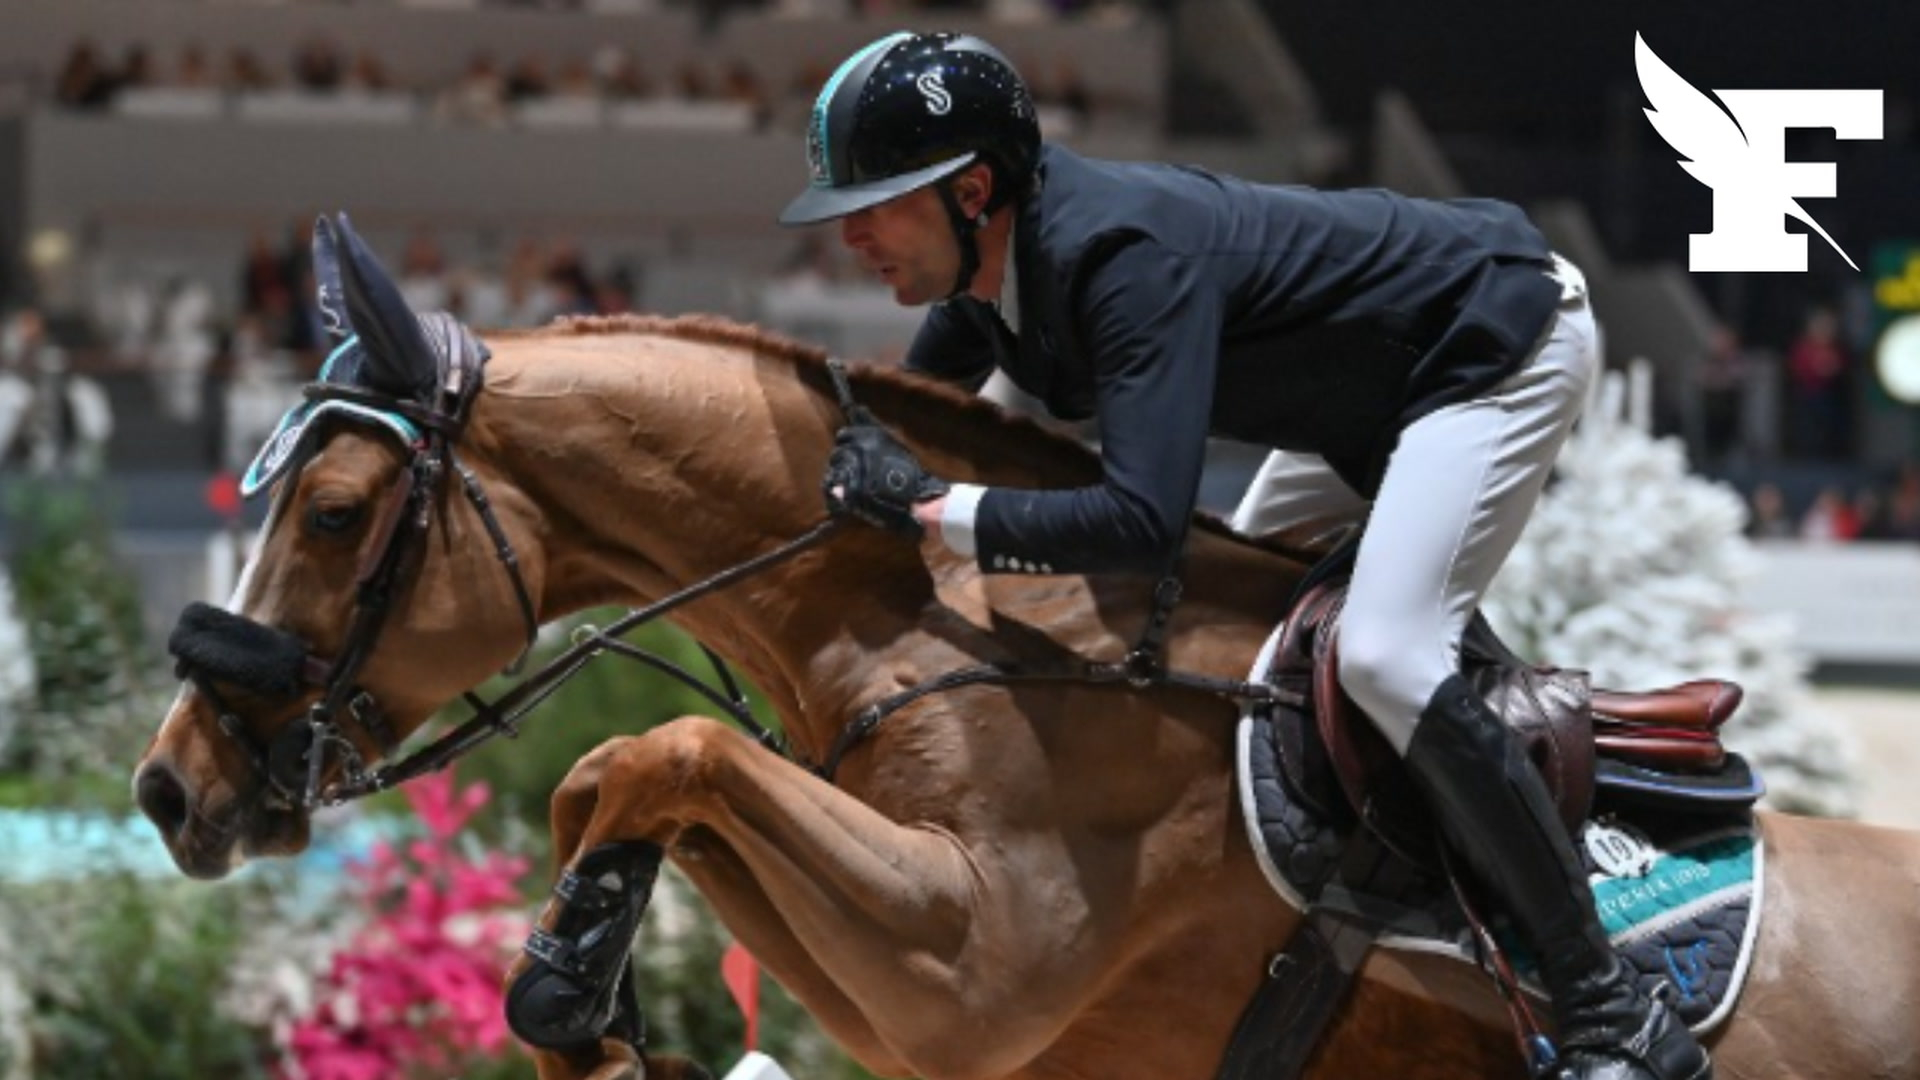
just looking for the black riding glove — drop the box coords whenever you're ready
[823,422,949,537]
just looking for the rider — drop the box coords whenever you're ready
[780,31,1708,1080]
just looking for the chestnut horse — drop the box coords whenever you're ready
[135,250,1920,1080]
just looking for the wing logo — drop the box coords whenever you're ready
[1636,32,1882,272]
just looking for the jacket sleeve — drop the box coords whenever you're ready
[971,238,1222,576]
[904,299,997,393]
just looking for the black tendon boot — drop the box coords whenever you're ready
[507,840,662,1051]
[1404,676,1711,1080]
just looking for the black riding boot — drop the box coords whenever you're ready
[1404,675,1711,1080]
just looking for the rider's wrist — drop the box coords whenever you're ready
[936,484,986,557]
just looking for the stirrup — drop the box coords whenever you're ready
[1557,984,1713,1080]
[506,839,662,1051]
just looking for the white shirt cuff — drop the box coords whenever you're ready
[940,483,988,559]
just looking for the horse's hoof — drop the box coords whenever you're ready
[538,1037,644,1080]
[507,965,607,1051]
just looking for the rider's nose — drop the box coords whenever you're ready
[135,760,190,841]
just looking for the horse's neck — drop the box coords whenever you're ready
[470,331,1302,765]
[470,334,932,755]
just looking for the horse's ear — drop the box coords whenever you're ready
[333,213,437,402]
[310,216,353,351]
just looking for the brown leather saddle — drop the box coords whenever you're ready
[1264,582,1759,868]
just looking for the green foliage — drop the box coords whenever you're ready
[0,867,280,1080]
[1,478,162,800]
[449,611,776,830]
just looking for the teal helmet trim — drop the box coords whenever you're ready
[805,31,914,196]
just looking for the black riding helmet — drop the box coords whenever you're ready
[779,31,1041,295]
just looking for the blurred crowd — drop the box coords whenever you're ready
[50,32,1099,134]
[0,226,652,478]
[1744,467,1920,544]
[1676,299,1920,545]
[57,36,780,130]
[237,224,639,357]
[1689,306,1872,469]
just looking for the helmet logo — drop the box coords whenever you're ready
[916,70,952,116]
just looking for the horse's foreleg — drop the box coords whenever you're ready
[523,730,906,1080]
[676,834,911,1074]
[551,715,1069,1080]
[519,745,726,1080]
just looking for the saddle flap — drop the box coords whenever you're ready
[1303,595,1597,860]
[1308,591,1438,866]
[1257,584,1345,822]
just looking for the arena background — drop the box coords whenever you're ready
[0,1,1915,1077]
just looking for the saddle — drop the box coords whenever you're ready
[1216,577,1766,1080]
[1265,582,1763,868]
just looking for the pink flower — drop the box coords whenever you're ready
[278,771,532,1080]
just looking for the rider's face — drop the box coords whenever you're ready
[838,187,956,307]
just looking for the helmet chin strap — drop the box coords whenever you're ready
[936,181,987,300]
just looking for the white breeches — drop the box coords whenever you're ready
[1231,266,1598,753]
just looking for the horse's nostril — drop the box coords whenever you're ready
[136,763,190,839]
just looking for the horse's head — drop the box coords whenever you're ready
[135,215,536,878]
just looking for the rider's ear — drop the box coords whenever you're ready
[333,213,439,403]
[310,216,353,352]
[955,164,994,219]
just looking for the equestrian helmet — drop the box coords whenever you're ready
[779,32,1040,225]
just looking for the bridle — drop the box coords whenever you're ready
[170,341,1293,813]
[170,317,543,811]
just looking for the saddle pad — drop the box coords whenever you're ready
[1236,705,1764,1035]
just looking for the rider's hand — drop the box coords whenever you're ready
[823,423,949,537]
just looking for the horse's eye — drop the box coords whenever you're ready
[309,504,363,535]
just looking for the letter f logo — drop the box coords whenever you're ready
[1637,33,1882,272]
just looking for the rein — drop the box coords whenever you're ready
[179,349,1299,810]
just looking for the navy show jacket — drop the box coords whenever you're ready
[905,143,1564,576]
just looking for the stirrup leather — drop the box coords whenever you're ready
[506,839,662,1051]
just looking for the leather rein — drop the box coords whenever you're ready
[183,352,1294,812]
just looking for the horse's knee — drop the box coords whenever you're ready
[627,714,736,793]
[579,714,744,824]
[552,736,643,818]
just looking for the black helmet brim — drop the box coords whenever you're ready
[777,152,978,226]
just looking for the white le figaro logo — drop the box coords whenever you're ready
[1636,33,1882,272]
